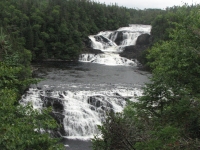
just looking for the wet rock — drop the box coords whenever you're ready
[41,96,64,112]
[82,36,104,54]
[87,96,113,111]
[50,112,66,137]
[119,34,152,66]
[120,45,149,60]
[112,31,124,45]
[82,48,104,54]
[94,35,110,44]
[136,33,151,45]
[83,36,92,48]
[88,96,103,108]
[89,105,96,111]
[40,95,66,136]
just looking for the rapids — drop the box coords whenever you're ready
[79,24,151,66]
[20,24,151,149]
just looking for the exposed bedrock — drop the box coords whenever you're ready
[41,95,66,136]
[120,33,152,62]
[94,35,110,44]
[120,45,149,60]
[136,33,151,45]
[87,95,113,112]
[83,33,152,65]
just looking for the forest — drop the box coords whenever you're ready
[0,0,164,61]
[0,0,200,149]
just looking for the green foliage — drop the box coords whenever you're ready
[0,0,165,61]
[150,5,197,44]
[135,126,180,150]
[0,88,64,150]
[136,4,200,149]
[92,105,153,150]
[92,112,136,150]
[0,28,65,150]
[92,4,200,150]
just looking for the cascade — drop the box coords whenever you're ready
[79,24,151,66]
[21,84,143,139]
[20,24,151,142]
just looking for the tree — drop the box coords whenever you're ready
[0,27,65,150]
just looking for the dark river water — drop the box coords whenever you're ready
[28,61,150,150]
[32,61,150,87]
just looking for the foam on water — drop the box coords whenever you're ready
[118,24,151,32]
[20,24,151,142]
[20,84,143,140]
[79,53,136,66]
[80,24,151,66]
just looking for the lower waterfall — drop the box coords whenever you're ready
[21,82,143,139]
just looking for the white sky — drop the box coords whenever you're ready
[95,0,200,9]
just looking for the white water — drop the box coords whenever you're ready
[21,84,143,139]
[20,24,151,144]
[79,24,151,66]
[79,53,135,66]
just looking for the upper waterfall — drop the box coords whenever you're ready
[79,24,151,66]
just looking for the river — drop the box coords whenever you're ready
[20,24,151,150]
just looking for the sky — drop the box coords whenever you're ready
[95,0,200,9]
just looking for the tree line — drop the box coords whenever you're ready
[0,0,164,61]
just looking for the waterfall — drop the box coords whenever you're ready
[20,24,151,141]
[21,84,143,139]
[79,53,136,66]
[79,24,151,66]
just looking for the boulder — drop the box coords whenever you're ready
[136,33,151,45]
[120,45,148,60]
